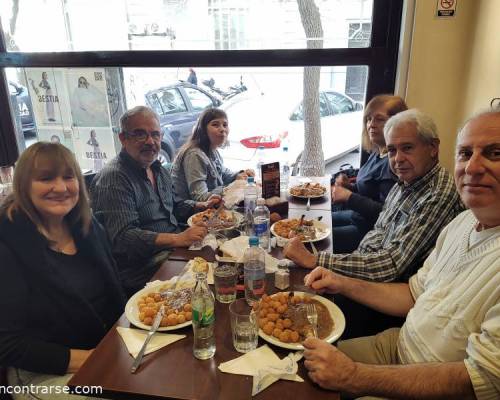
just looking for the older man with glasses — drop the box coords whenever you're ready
[301,110,500,400]
[91,106,219,297]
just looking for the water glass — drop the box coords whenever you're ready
[214,264,238,303]
[229,298,258,353]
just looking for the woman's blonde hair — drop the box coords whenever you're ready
[361,95,408,152]
[0,142,91,236]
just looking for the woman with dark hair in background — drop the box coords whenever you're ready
[0,143,125,399]
[331,95,408,253]
[172,108,254,205]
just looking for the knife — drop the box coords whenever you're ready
[130,305,165,373]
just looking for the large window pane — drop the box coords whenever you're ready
[1,0,373,52]
[8,65,367,174]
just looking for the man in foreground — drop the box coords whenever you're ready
[91,106,218,296]
[302,110,500,399]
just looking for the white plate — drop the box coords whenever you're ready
[270,219,331,243]
[187,209,244,231]
[258,293,345,350]
[125,281,192,332]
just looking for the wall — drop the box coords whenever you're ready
[404,0,477,172]
[460,0,500,122]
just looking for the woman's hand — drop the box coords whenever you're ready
[332,185,352,204]
[236,169,255,180]
[335,173,350,188]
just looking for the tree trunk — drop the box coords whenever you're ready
[297,0,324,176]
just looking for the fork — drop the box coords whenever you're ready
[306,196,311,211]
[305,303,318,338]
[309,241,318,256]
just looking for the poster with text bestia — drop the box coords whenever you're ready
[66,69,111,127]
[25,69,64,126]
[72,127,117,173]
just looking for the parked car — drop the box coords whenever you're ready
[219,90,364,171]
[9,81,35,135]
[144,81,222,164]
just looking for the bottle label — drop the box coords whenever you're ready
[254,221,268,235]
[193,307,215,326]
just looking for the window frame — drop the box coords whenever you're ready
[0,0,404,166]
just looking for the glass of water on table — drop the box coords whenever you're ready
[214,263,238,303]
[229,298,259,353]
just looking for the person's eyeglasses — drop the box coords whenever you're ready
[125,130,162,142]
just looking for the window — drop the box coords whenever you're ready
[0,0,404,171]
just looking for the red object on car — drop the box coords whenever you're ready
[240,132,288,149]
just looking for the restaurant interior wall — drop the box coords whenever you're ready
[404,0,477,173]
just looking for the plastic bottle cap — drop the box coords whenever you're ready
[258,145,264,150]
[247,176,254,183]
[257,198,265,205]
[283,146,288,151]
[249,236,259,246]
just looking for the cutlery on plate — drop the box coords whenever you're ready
[306,196,311,211]
[131,305,165,373]
[309,240,318,256]
[305,303,318,338]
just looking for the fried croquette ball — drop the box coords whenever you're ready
[290,331,300,342]
[177,314,186,324]
[262,294,271,303]
[283,318,292,328]
[183,303,192,312]
[166,314,178,326]
[279,331,290,343]
[258,318,268,329]
[145,296,155,304]
[160,316,169,327]
[139,312,146,322]
[153,293,162,302]
[279,295,288,305]
[259,308,268,318]
[277,304,287,314]
[267,313,279,322]
[144,307,156,318]
[275,322,284,331]
[273,328,283,338]
[143,316,153,325]
[185,311,192,320]
[263,322,275,335]
[303,296,312,304]
[272,301,281,310]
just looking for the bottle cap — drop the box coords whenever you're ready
[257,198,265,205]
[249,236,259,246]
[258,145,264,150]
[247,176,254,183]
[283,146,288,151]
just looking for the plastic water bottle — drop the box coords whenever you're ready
[280,146,290,193]
[244,236,266,305]
[244,176,257,235]
[253,198,271,252]
[191,272,216,360]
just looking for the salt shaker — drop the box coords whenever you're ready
[274,267,290,290]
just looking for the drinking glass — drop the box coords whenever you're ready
[229,298,259,353]
[214,263,238,303]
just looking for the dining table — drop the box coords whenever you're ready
[68,178,340,400]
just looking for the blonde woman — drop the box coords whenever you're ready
[0,143,124,399]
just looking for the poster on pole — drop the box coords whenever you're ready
[72,127,116,173]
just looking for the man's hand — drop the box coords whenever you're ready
[332,185,352,204]
[304,267,346,294]
[195,194,222,210]
[303,338,357,392]
[175,225,207,247]
[283,237,317,269]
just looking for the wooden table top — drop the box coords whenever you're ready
[69,260,339,400]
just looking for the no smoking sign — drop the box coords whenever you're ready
[436,0,457,17]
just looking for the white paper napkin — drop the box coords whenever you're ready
[218,345,303,396]
[116,327,186,358]
[189,233,218,251]
[145,260,214,288]
[219,236,279,273]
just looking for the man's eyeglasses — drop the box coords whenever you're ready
[125,130,162,142]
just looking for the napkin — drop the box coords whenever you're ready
[189,233,218,251]
[146,259,215,287]
[222,180,247,208]
[218,345,303,396]
[219,236,279,273]
[116,327,186,358]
